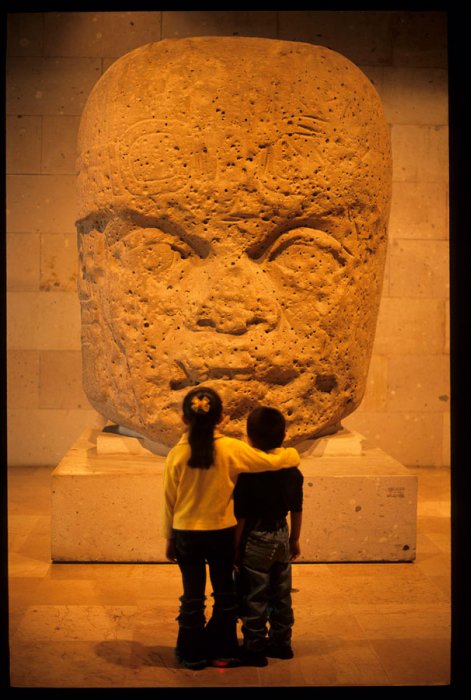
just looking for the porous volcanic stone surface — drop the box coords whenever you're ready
[76,36,392,447]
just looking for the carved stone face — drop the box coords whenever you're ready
[76,37,391,448]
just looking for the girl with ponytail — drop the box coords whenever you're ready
[163,386,300,670]
[183,386,223,468]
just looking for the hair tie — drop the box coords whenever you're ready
[190,394,211,414]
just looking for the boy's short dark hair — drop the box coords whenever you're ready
[246,406,286,452]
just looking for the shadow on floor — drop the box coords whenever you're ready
[95,640,176,669]
[94,637,333,670]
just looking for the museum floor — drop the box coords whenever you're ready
[7,465,450,688]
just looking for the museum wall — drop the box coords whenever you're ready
[6,10,450,467]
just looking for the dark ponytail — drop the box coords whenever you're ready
[182,387,223,469]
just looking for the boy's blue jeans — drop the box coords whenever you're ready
[239,522,294,653]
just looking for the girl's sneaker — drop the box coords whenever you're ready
[211,656,242,668]
[175,650,208,670]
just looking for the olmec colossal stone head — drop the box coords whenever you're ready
[76,36,391,448]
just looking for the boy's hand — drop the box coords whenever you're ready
[234,547,241,573]
[165,539,177,562]
[289,538,301,561]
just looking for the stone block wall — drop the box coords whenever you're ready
[6,11,449,467]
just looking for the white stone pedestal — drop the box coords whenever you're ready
[51,428,417,563]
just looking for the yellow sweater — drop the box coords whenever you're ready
[162,431,301,538]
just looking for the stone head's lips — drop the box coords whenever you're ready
[169,359,299,390]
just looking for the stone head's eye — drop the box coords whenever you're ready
[269,236,312,261]
[267,228,349,272]
[109,227,193,274]
[268,240,317,273]
[141,242,178,271]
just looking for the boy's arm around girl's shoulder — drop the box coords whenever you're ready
[227,436,301,472]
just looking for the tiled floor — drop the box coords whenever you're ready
[7,465,451,688]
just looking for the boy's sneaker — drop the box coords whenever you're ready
[265,643,294,659]
[240,650,268,667]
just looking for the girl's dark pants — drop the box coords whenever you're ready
[173,527,239,662]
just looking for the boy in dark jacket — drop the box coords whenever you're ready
[234,406,303,666]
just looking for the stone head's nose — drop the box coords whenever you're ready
[192,258,280,335]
